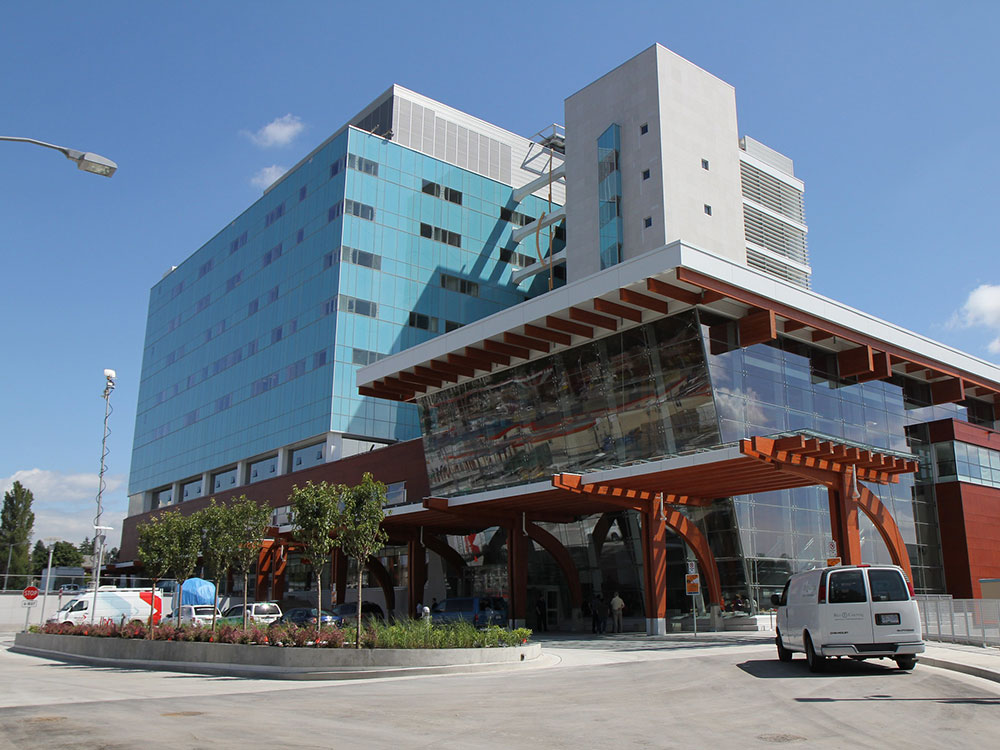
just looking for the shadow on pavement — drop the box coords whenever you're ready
[737,658,910,679]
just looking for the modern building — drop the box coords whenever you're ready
[120,44,1000,633]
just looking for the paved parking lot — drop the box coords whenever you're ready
[1,632,999,748]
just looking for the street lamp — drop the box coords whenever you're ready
[89,369,116,623]
[0,135,117,177]
[39,537,60,625]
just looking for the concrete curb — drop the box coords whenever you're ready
[11,632,542,681]
[919,655,1000,685]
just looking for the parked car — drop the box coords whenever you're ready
[329,601,384,627]
[58,584,81,594]
[275,607,336,627]
[429,596,507,628]
[169,604,222,626]
[219,602,283,625]
[47,588,164,625]
[772,564,924,672]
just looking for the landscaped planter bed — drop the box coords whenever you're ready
[12,630,540,680]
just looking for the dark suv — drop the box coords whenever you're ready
[430,596,507,627]
[330,601,385,627]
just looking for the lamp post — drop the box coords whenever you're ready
[39,537,60,625]
[2,541,28,591]
[90,369,116,623]
[0,136,117,177]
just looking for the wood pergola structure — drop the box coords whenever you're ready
[262,433,916,633]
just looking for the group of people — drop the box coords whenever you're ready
[584,591,626,634]
[722,592,753,614]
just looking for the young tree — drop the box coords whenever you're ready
[200,499,237,630]
[290,481,344,636]
[163,512,203,623]
[1,481,35,581]
[137,512,181,635]
[337,473,388,648]
[227,496,271,628]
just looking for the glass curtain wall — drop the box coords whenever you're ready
[597,124,623,270]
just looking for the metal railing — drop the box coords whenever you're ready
[916,596,1000,647]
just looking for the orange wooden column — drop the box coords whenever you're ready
[828,470,862,565]
[641,508,669,635]
[407,538,427,617]
[507,522,530,627]
[255,541,274,600]
[271,545,288,601]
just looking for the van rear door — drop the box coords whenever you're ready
[824,569,874,646]
[867,568,921,643]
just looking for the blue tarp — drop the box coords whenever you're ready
[179,578,216,606]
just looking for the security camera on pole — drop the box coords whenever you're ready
[90,369,116,624]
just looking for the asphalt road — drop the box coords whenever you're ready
[1,635,998,749]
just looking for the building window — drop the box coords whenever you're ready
[267,286,279,304]
[299,185,307,202]
[407,312,438,332]
[445,320,463,332]
[338,295,377,318]
[271,327,283,344]
[170,281,184,299]
[352,348,384,366]
[198,259,214,278]
[642,169,650,180]
[229,231,247,254]
[184,410,198,427]
[196,295,211,313]
[263,243,283,266]
[212,467,239,491]
[643,216,652,228]
[640,123,648,135]
[420,223,461,247]
[704,204,712,216]
[347,153,379,176]
[441,273,479,297]
[330,156,346,177]
[499,248,535,268]
[702,158,710,170]
[292,442,325,469]
[597,123,623,269]
[341,246,381,270]
[226,271,243,292]
[249,455,278,484]
[215,394,231,413]
[251,372,279,397]
[285,359,306,381]
[344,199,375,221]
[313,350,327,369]
[182,478,203,500]
[297,228,304,244]
[248,299,259,316]
[264,203,285,227]
[499,207,536,226]
[421,179,462,205]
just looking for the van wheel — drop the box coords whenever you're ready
[776,631,793,662]
[805,633,825,673]
[895,656,916,671]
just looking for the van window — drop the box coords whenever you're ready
[778,580,790,606]
[71,600,88,612]
[868,569,909,602]
[828,571,867,603]
[256,604,280,615]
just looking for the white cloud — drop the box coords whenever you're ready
[951,284,1000,356]
[243,114,304,148]
[250,165,287,189]
[2,469,126,546]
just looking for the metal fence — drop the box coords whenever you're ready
[916,595,1000,647]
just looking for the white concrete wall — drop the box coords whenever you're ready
[563,44,746,282]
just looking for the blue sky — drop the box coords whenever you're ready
[2,1,998,547]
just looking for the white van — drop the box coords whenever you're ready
[47,588,165,626]
[772,565,924,672]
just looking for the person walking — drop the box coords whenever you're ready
[609,591,625,633]
[534,593,548,632]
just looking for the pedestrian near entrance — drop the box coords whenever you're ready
[534,593,548,632]
[610,591,625,633]
[591,594,607,634]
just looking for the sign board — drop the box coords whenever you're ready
[685,573,701,595]
[826,539,838,558]
[827,557,842,567]
[22,586,39,601]
[21,599,37,607]
[686,561,697,575]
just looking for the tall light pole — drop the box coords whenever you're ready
[38,537,60,625]
[90,369,116,623]
[0,136,117,177]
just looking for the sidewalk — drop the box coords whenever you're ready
[920,640,1000,684]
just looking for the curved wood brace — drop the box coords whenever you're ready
[366,556,396,613]
[662,507,723,606]
[424,533,468,575]
[525,521,583,608]
[856,484,914,582]
[591,512,615,560]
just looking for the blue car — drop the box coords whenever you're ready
[430,597,507,627]
[275,607,335,627]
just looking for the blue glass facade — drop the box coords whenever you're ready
[130,126,563,498]
[597,124,623,270]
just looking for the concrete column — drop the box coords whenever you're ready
[642,508,668,636]
[170,481,182,506]
[200,472,211,498]
[235,460,249,487]
[276,448,291,476]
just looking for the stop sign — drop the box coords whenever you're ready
[23,586,39,601]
